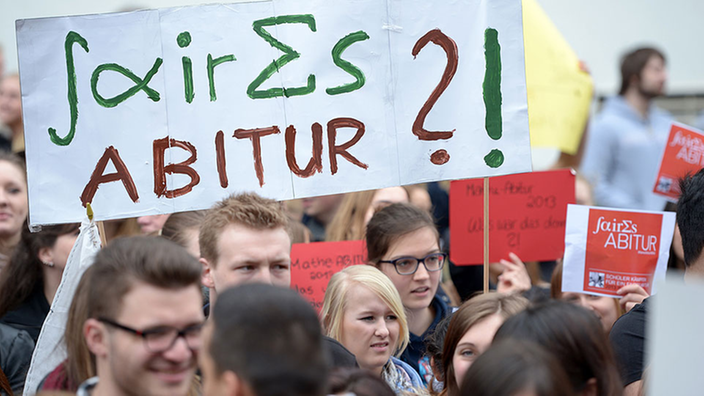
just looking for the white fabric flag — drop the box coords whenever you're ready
[23,218,101,396]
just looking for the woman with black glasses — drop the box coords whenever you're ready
[366,203,452,387]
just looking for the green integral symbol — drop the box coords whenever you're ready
[483,28,503,168]
[48,31,89,146]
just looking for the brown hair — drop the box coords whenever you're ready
[494,301,623,396]
[0,152,26,178]
[0,222,79,316]
[459,340,576,396]
[366,202,438,264]
[199,193,288,266]
[86,236,202,320]
[161,210,208,250]
[441,293,529,396]
[619,47,665,95]
[326,190,377,242]
[64,265,97,389]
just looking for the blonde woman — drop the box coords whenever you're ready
[321,265,426,395]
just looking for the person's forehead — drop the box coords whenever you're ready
[217,223,290,251]
[115,281,203,324]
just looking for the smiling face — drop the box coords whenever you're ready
[90,282,204,396]
[560,292,619,331]
[339,284,400,376]
[202,223,292,293]
[0,160,28,242]
[452,313,505,390]
[377,226,441,312]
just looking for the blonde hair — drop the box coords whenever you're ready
[321,265,409,356]
[199,193,288,265]
[326,190,377,241]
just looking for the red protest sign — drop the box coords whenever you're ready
[450,169,575,265]
[562,205,675,298]
[653,123,704,200]
[290,240,367,311]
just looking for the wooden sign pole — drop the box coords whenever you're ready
[483,177,490,293]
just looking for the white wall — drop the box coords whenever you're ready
[1,0,703,96]
[537,0,704,96]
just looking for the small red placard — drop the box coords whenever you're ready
[290,240,367,310]
[653,123,704,200]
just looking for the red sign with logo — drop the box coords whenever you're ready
[584,209,663,295]
[653,123,704,200]
[290,240,366,311]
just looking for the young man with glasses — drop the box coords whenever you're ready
[80,236,204,396]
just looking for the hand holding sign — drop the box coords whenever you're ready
[496,252,532,294]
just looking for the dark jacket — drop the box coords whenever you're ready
[0,323,34,396]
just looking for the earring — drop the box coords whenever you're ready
[43,261,55,267]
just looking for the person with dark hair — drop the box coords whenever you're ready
[610,168,704,396]
[494,301,622,396]
[79,236,204,396]
[423,314,452,393]
[200,284,328,396]
[327,368,396,396]
[581,47,671,210]
[367,203,452,385]
[0,223,79,342]
[459,340,576,396]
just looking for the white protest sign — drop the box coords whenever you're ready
[562,204,675,297]
[648,279,704,396]
[17,0,531,227]
[23,218,101,396]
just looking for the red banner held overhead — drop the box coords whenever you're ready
[450,169,575,265]
[290,240,367,311]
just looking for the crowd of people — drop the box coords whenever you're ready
[0,28,702,396]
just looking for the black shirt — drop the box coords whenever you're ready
[0,285,51,344]
[609,297,649,386]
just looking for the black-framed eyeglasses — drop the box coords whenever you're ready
[378,252,447,275]
[98,317,204,353]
